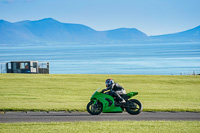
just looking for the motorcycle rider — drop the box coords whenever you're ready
[101,79,126,103]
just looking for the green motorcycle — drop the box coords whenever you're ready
[87,88,143,115]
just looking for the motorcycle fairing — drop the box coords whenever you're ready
[90,91,123,113]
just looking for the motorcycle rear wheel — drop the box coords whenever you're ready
[87,101,103,115]
[126,99,142,115]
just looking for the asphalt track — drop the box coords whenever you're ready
[0,112,200,123]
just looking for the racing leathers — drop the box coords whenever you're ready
[101,82,126,103]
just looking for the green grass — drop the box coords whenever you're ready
[0,121,200,133]
[0,74,200,112]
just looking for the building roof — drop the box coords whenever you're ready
[10,61,38,63]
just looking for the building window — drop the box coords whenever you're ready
[33,62,37,68]
[20,63,29,69]
[16,63,20,69]
[8,63,11,69]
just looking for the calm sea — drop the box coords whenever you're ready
[0,42,200,75]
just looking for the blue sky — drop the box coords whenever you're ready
[0,0,200,35]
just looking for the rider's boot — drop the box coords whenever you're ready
[119,98,126,104]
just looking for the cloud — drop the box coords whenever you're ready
[0,0,34,4]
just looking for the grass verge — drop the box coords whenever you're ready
[0,121,200,133]
[0,74,200,112]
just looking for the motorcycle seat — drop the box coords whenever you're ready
[121,94,129,99]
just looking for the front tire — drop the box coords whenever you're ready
[126,99,142,115]
[87,101,103,115]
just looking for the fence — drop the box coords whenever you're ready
[0,63,7,73]
[38,62,49,74]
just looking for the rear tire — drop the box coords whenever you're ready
[87,101,103,115]
[126,99,142,115]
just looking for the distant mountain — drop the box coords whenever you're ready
[104,28,148,43]
[0,18,99,45]
[0,19,35,44]
[0,18,148,46]
[0,18,199,46]
[150,25,200,42]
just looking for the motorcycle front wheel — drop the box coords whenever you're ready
[126,99,143,115]
[87,101,103,115]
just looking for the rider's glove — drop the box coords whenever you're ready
[101,89,106,93]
